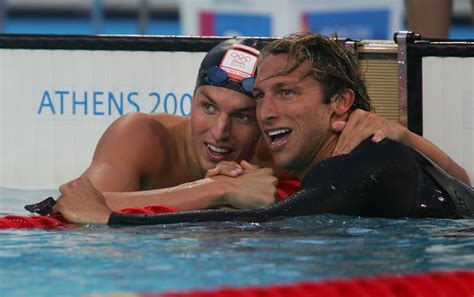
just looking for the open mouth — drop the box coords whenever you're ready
[267,128,293,144]
[206,143,232,159]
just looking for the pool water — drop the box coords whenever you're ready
[1,187,474,296]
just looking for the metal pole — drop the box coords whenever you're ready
[0,0,6,33]
[138,0,149,35]
[472,0,474,26]
[396,31,410,128]
[92,0,104,34]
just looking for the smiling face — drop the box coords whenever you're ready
[253,53,339,177]
[190,85,261,173]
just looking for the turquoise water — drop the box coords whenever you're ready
[1,188,474,296]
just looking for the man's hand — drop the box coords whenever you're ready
[215,162,278,209]
[206,160,261,178]
[206,161,244,178]
[332,109,407,156]
[53,176,112,225]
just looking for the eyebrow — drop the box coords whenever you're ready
[203,94,217,105]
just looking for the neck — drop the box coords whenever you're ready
[296,133,339,180]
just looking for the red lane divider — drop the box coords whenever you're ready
[147,270,474,297]
[0,205,179,229]
[0,214,68,229]
[0,179,302,230]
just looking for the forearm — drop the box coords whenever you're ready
[402,130,471,185]
[104,178,230,211]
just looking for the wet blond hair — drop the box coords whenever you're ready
[260,32,373,111]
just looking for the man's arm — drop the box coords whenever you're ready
[56,167,278,215]
[332,109,470,185]
[54,167,279,224]
[54,176,263,225]
[103,167,278,211]
[103,179,228,211]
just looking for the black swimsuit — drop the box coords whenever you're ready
[108,139,474,225]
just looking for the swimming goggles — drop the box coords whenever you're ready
[203,66,255,96]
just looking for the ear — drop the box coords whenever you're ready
[330,88,355,118]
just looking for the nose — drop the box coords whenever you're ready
[211,114,231,141]
[258,95,279,126]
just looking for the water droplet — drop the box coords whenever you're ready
[438,197,445,202]
[330,184,336,190]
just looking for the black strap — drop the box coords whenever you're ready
[420,157,474,218]
[24,197,57,216]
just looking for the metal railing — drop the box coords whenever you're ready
[92,0,150,34]
[0,0,5,33]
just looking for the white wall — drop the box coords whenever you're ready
[423,57,474,183]
[0,49,205,189]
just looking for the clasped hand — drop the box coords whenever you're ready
[207,160,278,210]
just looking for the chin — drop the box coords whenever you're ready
[273,156,294,171]
[203,161,217,172]
[276,150,304,170]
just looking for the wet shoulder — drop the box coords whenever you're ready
[102,112,189,159]
[120,113,191,180]
[150,113,189,131]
